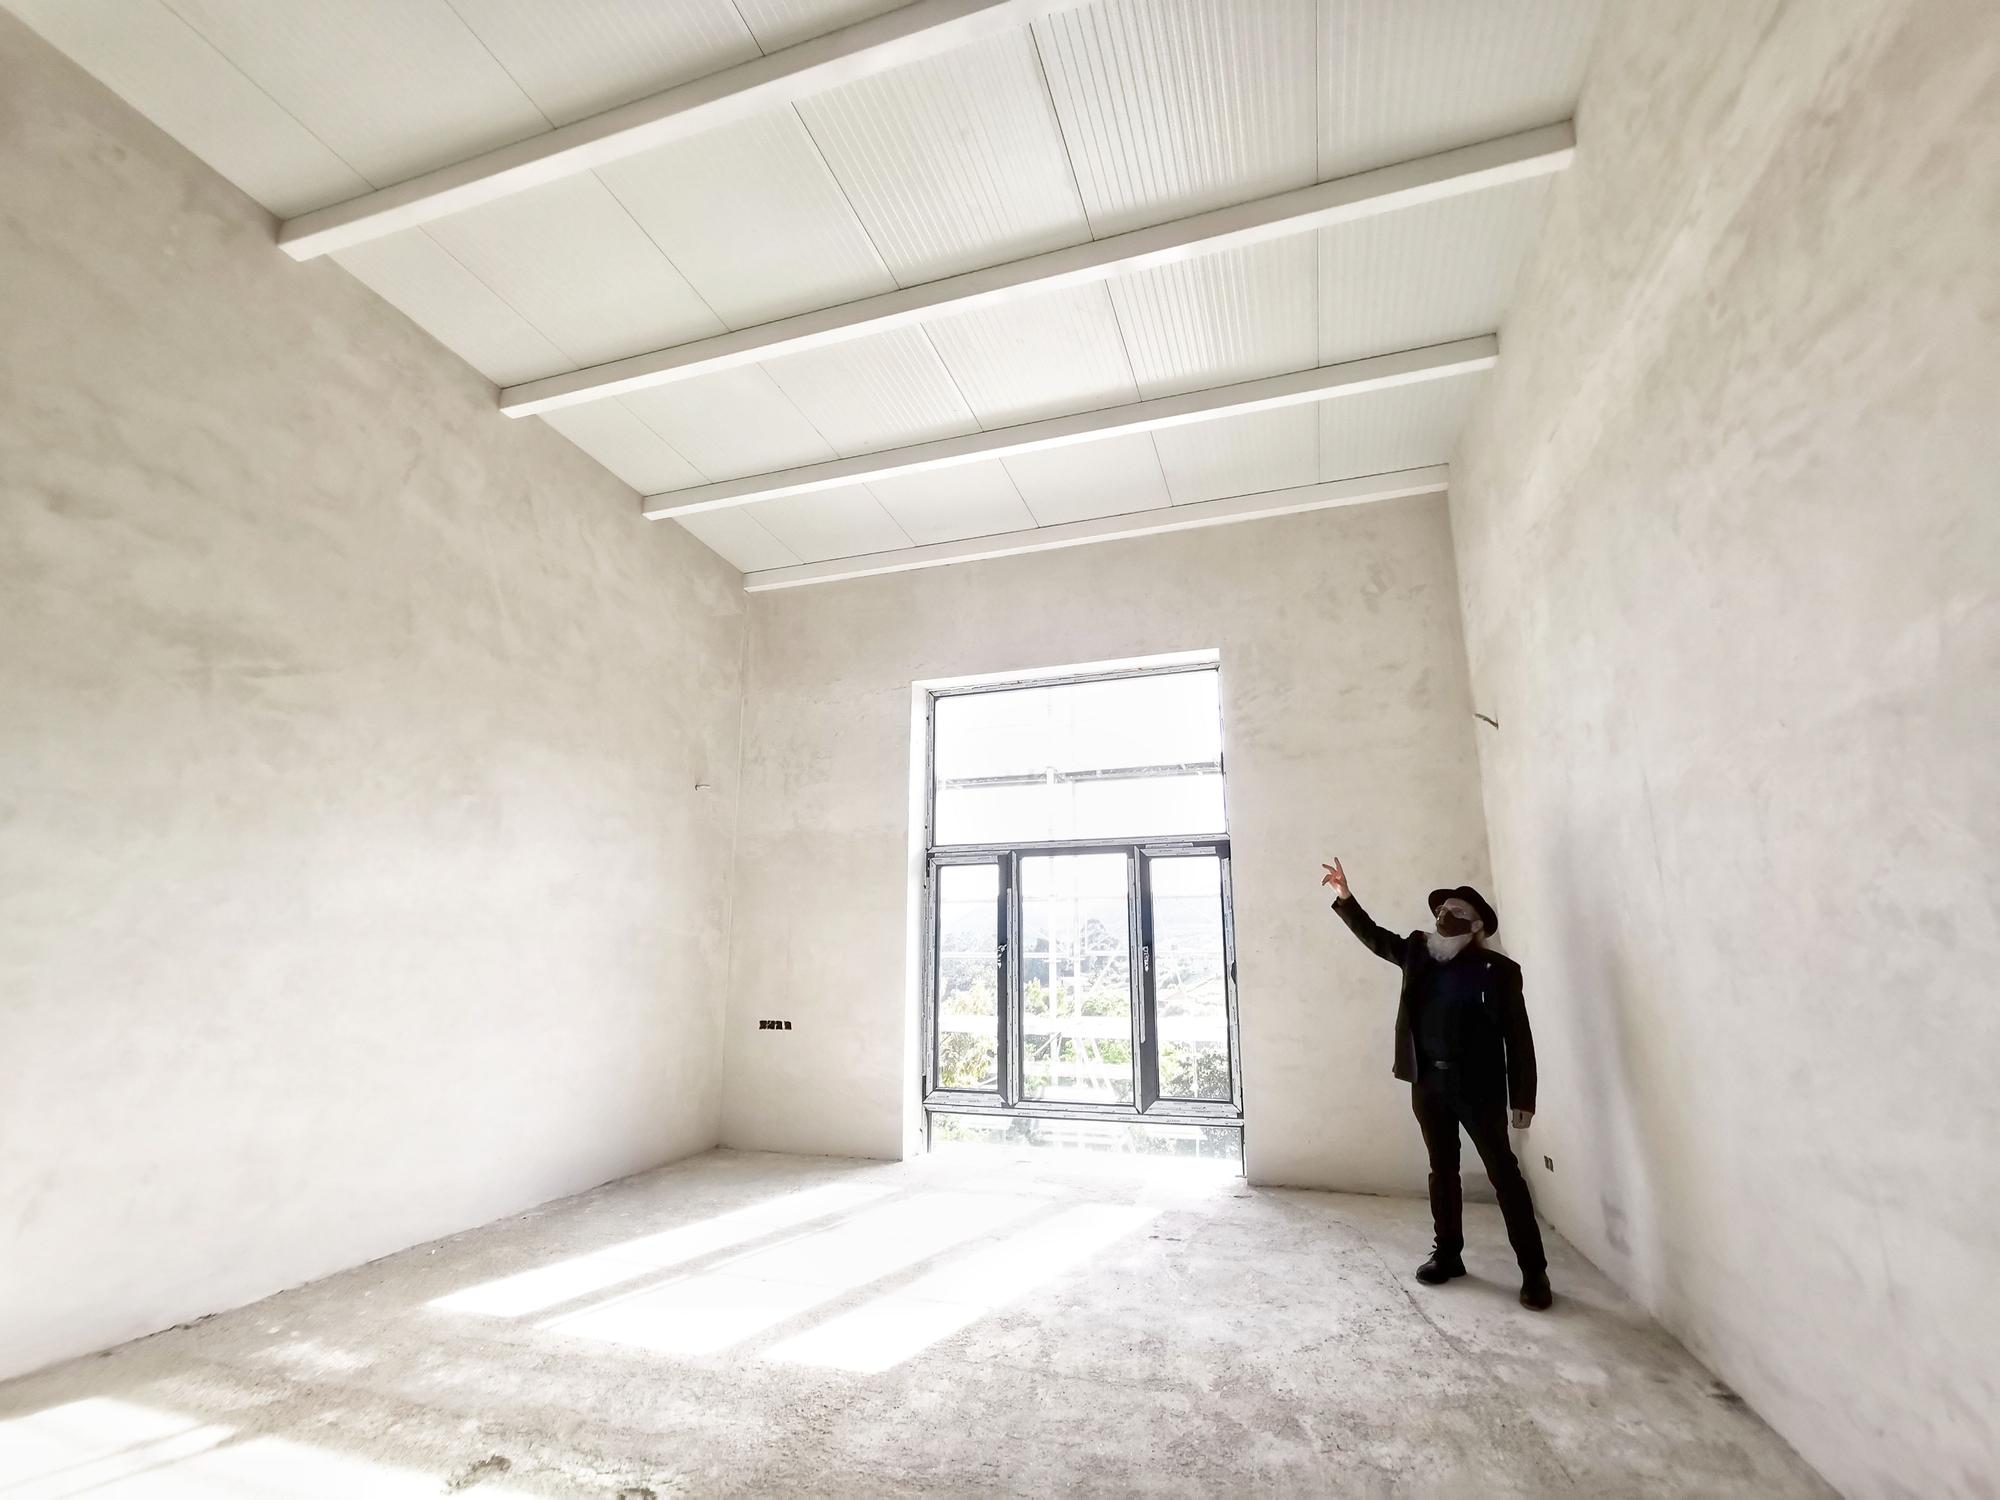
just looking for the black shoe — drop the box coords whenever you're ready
[1415,1253,1466,1285]
[1519,1271,1553,1310]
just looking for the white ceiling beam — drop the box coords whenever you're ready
[643,338,1494,519]
[275,0,1068,261]
[504,123,1572,417]
[738,468,1452,590]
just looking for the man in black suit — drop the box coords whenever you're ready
[1321,857,1552,1310]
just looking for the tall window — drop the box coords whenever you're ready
[923,664,1241,1158]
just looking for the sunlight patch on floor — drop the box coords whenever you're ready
[429,1178,895,1317]
[541,1189,1043,1357]
[0,1397,539,1499]
[763,1201,1160,1373]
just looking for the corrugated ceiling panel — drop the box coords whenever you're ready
[797,32,1090,283]
[598,112,894,329]
[1316,371,1486,481]
[732,0,905,52]
[332,233,572,386]
[923,283,1139,428]
[1035,0,1316,236]
[752,486,913,563]
[1318,0,1602,179]
[4,0,370,217]
[446,0,757,126]
[535,401,705,493]
[1153,406,1318,506]
[674,509,801,573]
[163,0,548,186]
[868,461,1037,545]
[761,328,977,457]
[1003,433,1172,526]
[1109,236,1318,398]
[1319,176,1549,364]
[621,367,835,482]
[424,174,724,367]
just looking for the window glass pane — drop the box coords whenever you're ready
[1150,855,1231,1102]
[933,864,999,1091]
[933,781,1054,846]
[931,1112,1241,1167]
[1070,773,1224,842]
[1020,853,1132,1105]
[932,669,1224,844]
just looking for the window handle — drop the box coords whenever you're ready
[1139,946,1151,1046]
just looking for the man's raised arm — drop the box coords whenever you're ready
[1320,859,1409,966]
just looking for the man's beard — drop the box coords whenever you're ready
[1426,930,1475,962]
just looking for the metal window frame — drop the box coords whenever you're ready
[919,663,1242,1135]
[926,851,1009,1102]
[936,760,1225,792]
[1137,841,1242,1111]
[926,658,1228,854]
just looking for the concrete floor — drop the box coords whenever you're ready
[1,1148,1832,1498]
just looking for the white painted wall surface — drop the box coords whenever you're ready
[0,20,745,1382]
[720,498,1495,1188]
[1448,3,2000,1494]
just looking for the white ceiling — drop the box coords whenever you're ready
[9,0,1604,585]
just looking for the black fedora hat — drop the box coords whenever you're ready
[1428,884,1498,936]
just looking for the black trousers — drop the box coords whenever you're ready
[1411,1069,1546,1274]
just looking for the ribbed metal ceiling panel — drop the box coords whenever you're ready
[794,32,1090,283]
[597,112,895,330]
[1036,0,1317,236]
[1317,0,1601,178]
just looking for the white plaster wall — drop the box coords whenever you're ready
[1448,3,2000,1494]
[0,19,745,1381]
[720,498,1494,1188]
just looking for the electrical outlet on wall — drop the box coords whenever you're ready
[1543,1155,1555,1172]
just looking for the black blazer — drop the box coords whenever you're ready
[1333,895,1537,1113]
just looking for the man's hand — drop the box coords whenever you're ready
[1320,859,1350,901]
[1510,1109,1534,1130]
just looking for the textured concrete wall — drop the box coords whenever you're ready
[1448,3,2000,1494]
[0,19,745,1381]
[721,499,1494,1188]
